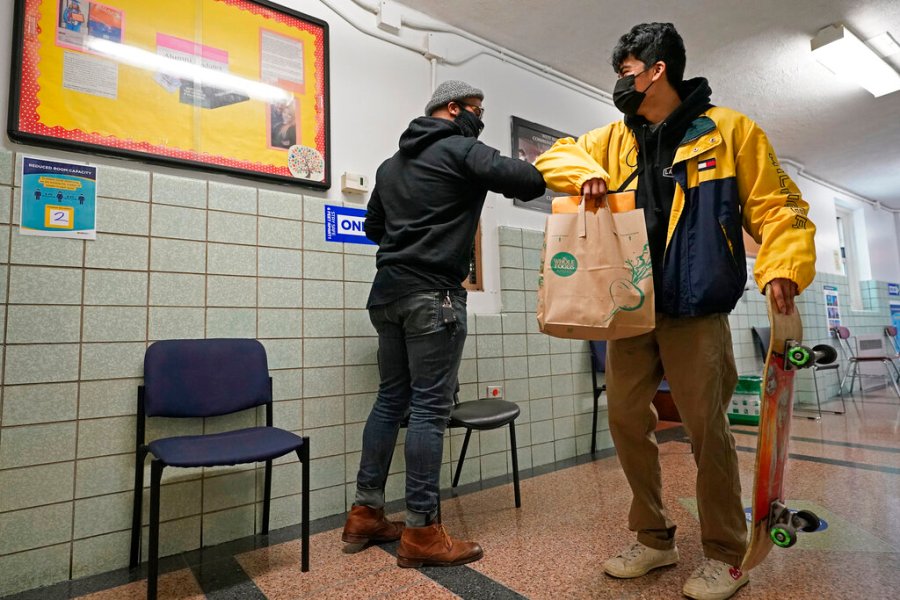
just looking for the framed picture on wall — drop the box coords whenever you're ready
[7,0,331,189]
[510,116,573,213]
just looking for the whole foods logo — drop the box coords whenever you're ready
[550,252,577,277]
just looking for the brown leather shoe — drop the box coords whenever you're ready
[396,523,483,568]
[341,505,404,552]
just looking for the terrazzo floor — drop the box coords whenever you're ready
[7,389,899,600]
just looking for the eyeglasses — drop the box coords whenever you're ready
[456,101,485,118]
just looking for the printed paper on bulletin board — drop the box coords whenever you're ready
[8,0,330,189]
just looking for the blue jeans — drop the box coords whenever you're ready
[354,290,467,524]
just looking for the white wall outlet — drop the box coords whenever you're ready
[341,172,369,195]
[486,385,503,399]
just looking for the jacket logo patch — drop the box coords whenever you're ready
[662,167,673,178]
[697,158,717,172]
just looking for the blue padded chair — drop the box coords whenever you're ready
[588,341,608,454]
[129,339,309,600]
[589,341,683,445]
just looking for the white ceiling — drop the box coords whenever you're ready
[396,0,900,210]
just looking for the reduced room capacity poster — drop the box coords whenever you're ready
[20,156,97,239]
[10,0,329,186]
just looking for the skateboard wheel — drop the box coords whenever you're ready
[770,524,797,548]
[793,510,821,533]
[812,344,838,365]
[787,346,812,368]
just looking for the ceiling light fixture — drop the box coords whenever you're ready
[811,24,900,97]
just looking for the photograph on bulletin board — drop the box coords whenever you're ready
[7,0,331,189]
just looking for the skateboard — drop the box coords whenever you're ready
[741,285,837,571]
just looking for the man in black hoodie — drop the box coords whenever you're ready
[342,81,545,568]
[536,23,815,600]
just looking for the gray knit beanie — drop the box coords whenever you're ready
[424,80,484,116]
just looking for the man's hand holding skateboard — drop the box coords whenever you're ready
[768,279,799,316]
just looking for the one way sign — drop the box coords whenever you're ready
[324,205,376,245]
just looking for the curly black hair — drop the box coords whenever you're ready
[611,23,686,85]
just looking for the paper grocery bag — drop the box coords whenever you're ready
[536,195,655,340]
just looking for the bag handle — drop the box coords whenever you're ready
[580,192,617,239]
[577,194,588,238]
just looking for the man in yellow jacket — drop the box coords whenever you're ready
[536,22,815,600]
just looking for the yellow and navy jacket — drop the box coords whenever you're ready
[535,105,816,317]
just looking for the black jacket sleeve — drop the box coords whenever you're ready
[463,141,546,200]
[364,186,385,244]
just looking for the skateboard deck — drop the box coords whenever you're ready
[742,286,825,571]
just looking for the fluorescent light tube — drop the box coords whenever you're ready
[811,24,900,97]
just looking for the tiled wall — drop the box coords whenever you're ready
[0,150,602,597]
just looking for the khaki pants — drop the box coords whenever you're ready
[606,313,746,567]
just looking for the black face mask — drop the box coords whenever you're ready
[613,70,656,116]
[454,108,484,138]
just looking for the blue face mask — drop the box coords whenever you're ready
[454,108,484,138]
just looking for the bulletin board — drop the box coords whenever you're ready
[7,0,331,189]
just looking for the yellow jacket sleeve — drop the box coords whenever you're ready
[534,128,611,195]
[736,121,817,293]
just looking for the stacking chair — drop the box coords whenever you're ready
[833,326,900,398]
[751,326,845,418]
[588,341,607,454]
[449,395,522,508]
[130,339,310,600]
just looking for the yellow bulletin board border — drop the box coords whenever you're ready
[7,0,331,189]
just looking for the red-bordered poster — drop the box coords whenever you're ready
[8,0,330,189]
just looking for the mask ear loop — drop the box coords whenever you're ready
[641,61,665,93]
[639,66,658,95]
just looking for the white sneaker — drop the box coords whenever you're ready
[682,558,749,600]
[602,542,680,578]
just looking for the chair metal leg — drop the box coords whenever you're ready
[887,358,900,385]
[130,448,146,568]
[298,440,310,573]
[262,459,273,534]
[847,362,860,394]
[508,422,521,508]
[591,390,599,454]
[147,460,164,600]
[810,371,823,420]
[452,429,473,488]
[885,360,900,399]
[833,366,846,414]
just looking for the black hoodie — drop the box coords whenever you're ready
[624,77,713,296]
[365,116,546,308]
